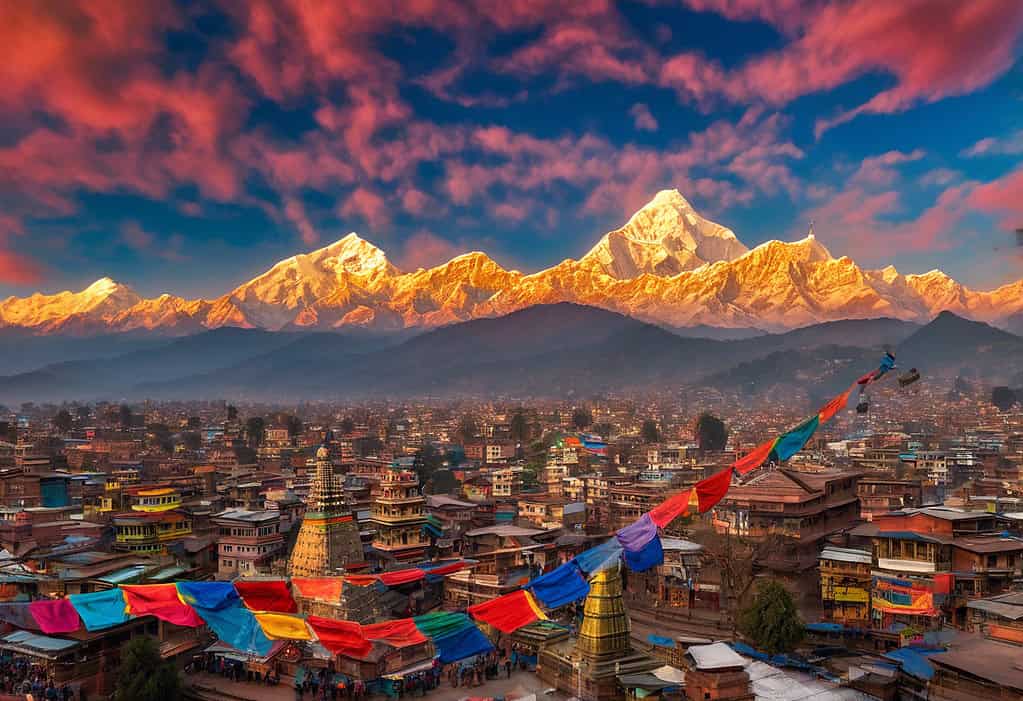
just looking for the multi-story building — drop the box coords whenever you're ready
[711,468,862,572]
[370,464,427,563]
[517,495,585,530]
[112,510,192,553]
[491,466,521,498]
[484,441,515,464]
[129,487,182,513]
[818,546,872,627]
[857,477,922,522]
[212,508,284,578]
[861,506,1023,629]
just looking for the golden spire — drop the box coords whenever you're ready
[577,564,631,661]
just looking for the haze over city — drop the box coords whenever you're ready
[1,3,1023,701]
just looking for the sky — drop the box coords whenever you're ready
[1,0,1022,299]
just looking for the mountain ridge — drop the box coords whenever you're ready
[4,189,1023,335]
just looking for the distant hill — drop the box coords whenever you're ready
[0,305,1015,402]
[897,310,1023,375]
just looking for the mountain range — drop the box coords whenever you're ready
[3,304,1020,403]
[5,189,1023,337]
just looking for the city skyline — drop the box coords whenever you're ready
[1,1,1022,299]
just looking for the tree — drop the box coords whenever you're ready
[187,416,201,429]
[414,443,444,489]
[53,409,73,433]
[510,409,528,443]
[119,404,133,430]
[226,404,238,421]
[572,408,592,431]
[738,580,804,655]
[456,414,479,445]
[695,413,728,452]
[182,432,202,451]
[592,422,614,439]
[641,419,660,444]
[286,415,304,441]
[992,386,1018,412]
[245,416,266,447]
[75,405,91,421]
[340,417,355,434]
[115,636,182,701]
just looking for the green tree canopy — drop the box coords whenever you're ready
[641,419,660,444]
[510,409,529,443]
[286,415,304,439]
[992,386,1018,412]
[571,408,592,431]
[115,636,182,701]
[456,414,479,445]
[186,416,201,429]
[339,416,355,434]
[245,416,266,447]
[738,580,805,655]
[695,413,728,452]
[226,404,238,421]
[119,404,133,430]
[53,409,73,433]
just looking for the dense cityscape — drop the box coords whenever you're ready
[3,1,1023,699]
[0,372,1020,700]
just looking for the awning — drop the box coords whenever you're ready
[618,672,673,691]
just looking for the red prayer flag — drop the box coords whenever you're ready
[933,573,953,595]
[731,439,776,475]
[378,569,426,586]
[649,490,691,527]
[122,585,203,627]
[234,580,297,613]
[818,384,855,423]
[695,468,733,512]
[467,590,542,633]
[307,616,373,659]
[291,578,343,601]
[28,599,79,634]
[362,619,428,647]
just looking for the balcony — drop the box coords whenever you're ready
[877,558,936,573]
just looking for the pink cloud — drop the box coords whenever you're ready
[284,197,319,246]
[395,230,464,271]
[970,166,1023,223]
[0,249,43,286]
[629,103,659,131]
[339,188,389,232]
[851,149,925,187]
[121,221,155,251]
[962,130,1023,158]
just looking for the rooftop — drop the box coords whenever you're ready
[213,508,279,523]
[928,637,1023,691]
[687,642,746,670]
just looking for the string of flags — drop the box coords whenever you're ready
[0,354,904,663]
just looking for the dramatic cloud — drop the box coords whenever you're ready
[962,130,1023,158]
[629,104,659,131]
[0,0,1020,290]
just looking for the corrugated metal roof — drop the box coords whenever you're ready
[819,547,872,565]
[688,642,746,670]
[97,565,147,584]
[967,598,1023,620]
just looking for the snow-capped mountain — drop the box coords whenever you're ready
[577,189,747,277]
[3,189,1023,335]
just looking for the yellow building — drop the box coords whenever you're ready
[130,487,182,513]
[371,465,427,563]
[113,511,192,553]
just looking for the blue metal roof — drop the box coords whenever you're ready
[97,565,147,584]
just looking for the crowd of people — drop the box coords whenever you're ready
[0,656,77,701]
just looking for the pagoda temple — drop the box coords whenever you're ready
[538,563,658,701]
[370,462,428,565]
[287,446,365,576]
